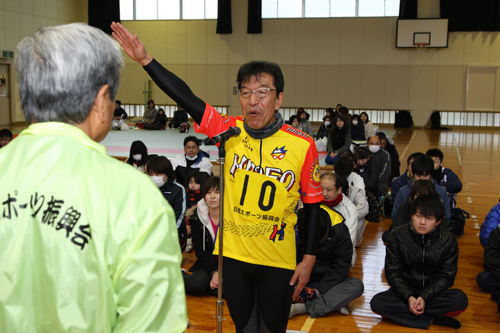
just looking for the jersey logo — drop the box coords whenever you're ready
[269,222,286,242]
[309,158,322,189]
[220,113,231,123]
[271,146,287,160]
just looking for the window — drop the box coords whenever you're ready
[120,0,217,20]
[263,0,400,18]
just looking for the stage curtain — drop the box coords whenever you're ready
[399,0,418,19]
[248,0,262,34]
[441,0,500,32]
[88,0,120,34]
[217,0,232,34]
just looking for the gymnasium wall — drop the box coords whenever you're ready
[0,0,88,123]
[117,1,500,127]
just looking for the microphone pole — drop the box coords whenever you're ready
[215,127,240,333]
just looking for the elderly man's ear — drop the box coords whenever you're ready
[82,84,113,142]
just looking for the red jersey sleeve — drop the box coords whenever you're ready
[194,103,238,138]
[300,142,324,204]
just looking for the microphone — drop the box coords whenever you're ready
[204,127,241,145]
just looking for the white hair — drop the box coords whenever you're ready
[16,23,124,124]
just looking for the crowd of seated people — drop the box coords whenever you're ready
[117,110,500,330]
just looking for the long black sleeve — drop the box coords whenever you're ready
[143,59,206,124]
[302,202,320,256]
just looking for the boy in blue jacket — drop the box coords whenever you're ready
[426,149,463,208]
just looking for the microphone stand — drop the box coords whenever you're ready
[216,140,226,333]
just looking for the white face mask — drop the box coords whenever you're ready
[369,145,380,154]
[352,120,358,126]
[133,154,142,161]
[185,154,198,161]
[324,121,330,126]
[151,175,166,187]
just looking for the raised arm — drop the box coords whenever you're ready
[111,22,205,124]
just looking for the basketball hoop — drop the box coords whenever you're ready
[414,42,429,55]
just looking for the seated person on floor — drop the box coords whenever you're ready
[320,172,359,266]
[335,155,365,195]
[391,152,424,201]
[289,115,300,129]
[480,200,500,248]
[172,136,212,187]
[146,156,187,251]
[143,99,160,130]
[360,112,375,139]
[340,173,368,247]
[376,132,400,186]
[477,222,500,313]
[156,108,168,129]
[289,205,364,318]
[325,107,334,119]
[0,129,13,148]
[371,194,468,330]
[326,115,351,165]
[426,148,463,208]
[169,105,190,132]
[366,135,391,197]
[392,155,451,222]
[184,170,211,253]
[316,115,332,140]
[182,176,220,296]
[382,180,448,243]
[338,106,351,126]
[297,108,314,137]
[112,100,128,130]
[354,147,379,196]
[350,114,365,141]
[125,140,148,173]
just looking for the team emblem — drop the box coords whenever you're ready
[271,146,287,160]
[309,158,321,188]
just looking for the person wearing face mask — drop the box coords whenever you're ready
[125,140,149,173]
[366,135,391,196]
[316,115,332,140]
[354,147,379,196]
[171,136,213,187]
[350,115,365,141]
[146,156,188,251]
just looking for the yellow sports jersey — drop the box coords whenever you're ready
[195,104,323,270]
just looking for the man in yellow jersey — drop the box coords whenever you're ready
[0,24,187,332]
[112,22,323,332]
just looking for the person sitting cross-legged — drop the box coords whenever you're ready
[371,194,468,330]
[289,204,364,318]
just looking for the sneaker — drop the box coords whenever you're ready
[185,238,193,252]
[339,306,349,315]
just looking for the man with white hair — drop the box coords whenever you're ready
[0,24,187,332]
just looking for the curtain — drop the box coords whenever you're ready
[88,0,120,34]
[441,0,500,32]
[217,0,232,34]
[248,0,262,34]
[399,0,418,19]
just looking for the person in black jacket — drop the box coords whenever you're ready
[376,132,400,186]
[371,195,468,329]
[146,156,188,251]
[350,114,365,141]
[477,225,500,313]
[289,205,364,318]
[156,108,168,129]
[382,180,448,243]
[316,115,332,140]
[182,176,220,295]
[354,147,379,196]
[169,105,190,131]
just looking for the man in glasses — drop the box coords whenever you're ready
[112,22,323,333]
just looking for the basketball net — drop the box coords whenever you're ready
[414,42,428,55]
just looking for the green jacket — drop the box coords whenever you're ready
[0,122,187,332]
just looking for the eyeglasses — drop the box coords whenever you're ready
[238,88,276,99]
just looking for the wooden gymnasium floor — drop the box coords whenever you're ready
[181,128,500,333]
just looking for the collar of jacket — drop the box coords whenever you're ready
[244,112,284,139]
[409,223,439,244]
[19,122,108,156]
